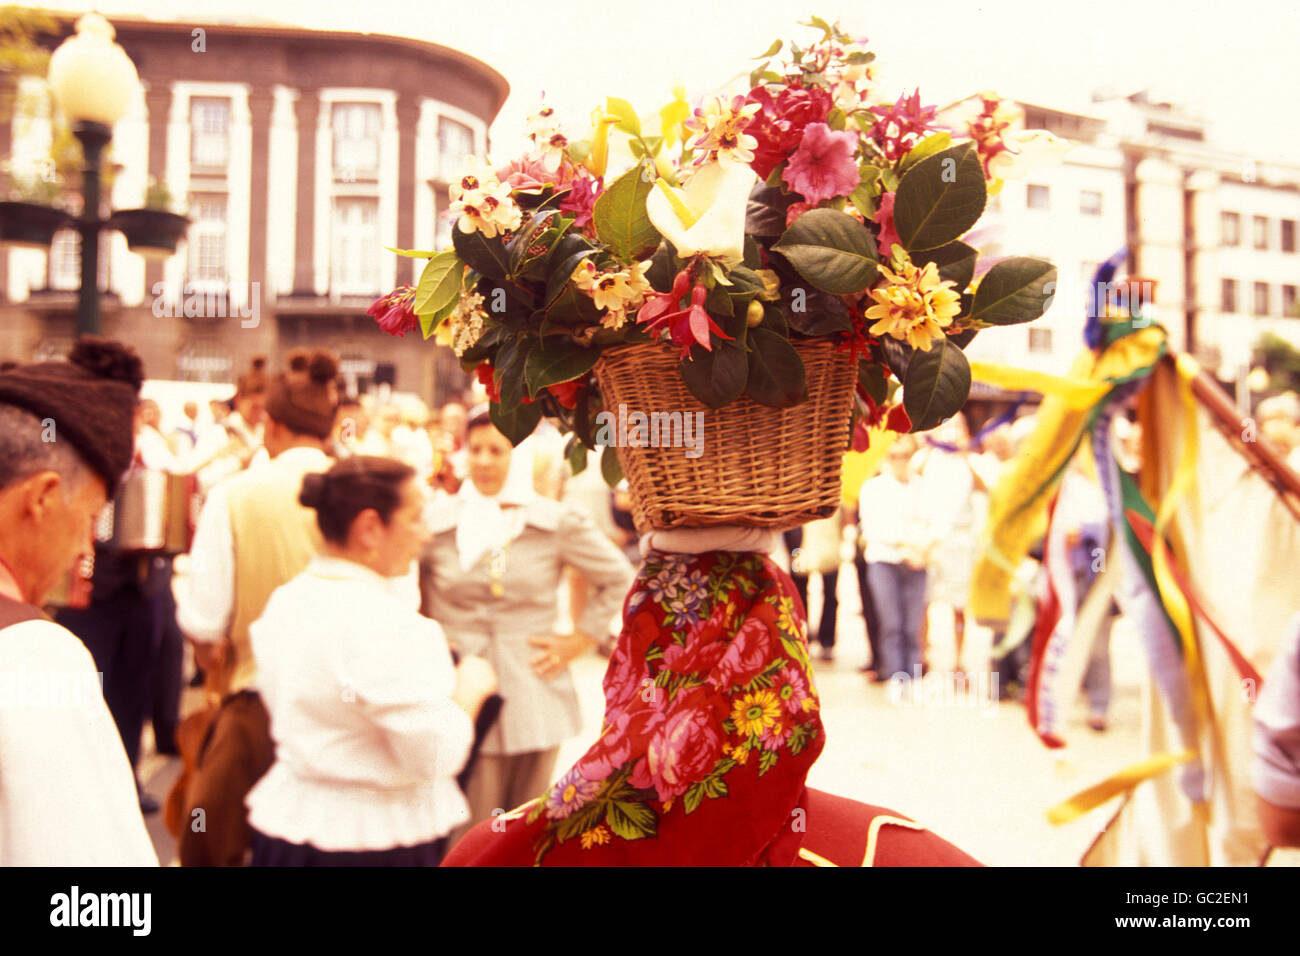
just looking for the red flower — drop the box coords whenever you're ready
[868,89,938,162]
[366,286,418,337]
[744,83,834,180]
[637,273,733,359]
[546,379,582,410]
[475,363,500,403]
[873,190,901,258]
[629,686,727,800]
[558,170,602,233]
[711,609,777,690]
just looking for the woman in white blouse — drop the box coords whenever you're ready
[246,456,496,866]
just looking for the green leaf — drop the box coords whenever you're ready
[755,38,783,59]
[902,339,971,432]
[412,251,463,316]
[601,444,623,487]
[911,240,978,291]
[605,800,657,841]
[746,184,797,238]
[848,169,881,219]
[544,236,596,306]
[489,399,542,447]
[679,342,747,409]
[898,131,953,173]
[566,435,588,475]
[966,257,1057,326]
[893,143,986,252]
[772,208,879,295]
[746,328,807,407]
[879,336,913,380]
[593,165,661,263]
[523,339,599,397]
[385,246,435,259]
[805,15,833,38]
[418,295,457,339]
[506,209,558,278]
[683,783,705,815]
[605,97,641,138]
[858,361,888,407]
[451,225,510,280]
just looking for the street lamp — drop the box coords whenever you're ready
[46,13,140,336]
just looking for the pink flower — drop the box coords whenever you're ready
[771,665,811,717]
[782,123,861,205]
[628,687,726,800]
[559,170,602,233]
[868,89,938,162]
[711,605,778,690]
[873,190,901,258]
[744,84,834,180]
[366,286,418,337]
[580,705,663,780]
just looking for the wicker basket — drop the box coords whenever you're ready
[593,337,856,532]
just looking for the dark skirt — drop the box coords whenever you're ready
[250,829,445,867]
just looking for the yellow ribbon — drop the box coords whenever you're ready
[1046,750,1196,824]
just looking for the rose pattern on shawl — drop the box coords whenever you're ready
[527,550,822,862]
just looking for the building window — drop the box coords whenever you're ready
[176,342,233,383]
[332,103,381,181]
[438,118,475,183]
[435,196,454,251]
[1221,278,1237,313]
[1253,282,1270,316]
[331,197,380,295]
[188,194,228,283]
[1282,219,1296,253]
[1080,190,1103,215]
[1253,216,1269,250]
[1026,184,1050,210]
[1221,211,1240,246]
[1283,284,1298,317]
[1028,327,1052,353]
[190,97,230,170]
[49,229,80,290]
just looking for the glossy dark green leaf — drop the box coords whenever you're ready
[772,208,879,295]
[593,164,661,263]
[966,257,1058,326]
[893,143,986,252]
[523,339,599,397]
[902,339,971,432]
[911,240,978,291]
[489,399,542,447]
[745,328,807,407]
[679,343,748,409]
[858,361,888,406]
[451,225,510,280]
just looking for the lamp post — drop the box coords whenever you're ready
[46,13,141,337]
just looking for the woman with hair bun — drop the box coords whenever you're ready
[245,456,497,866]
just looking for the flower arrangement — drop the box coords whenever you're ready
[370,17,1058,479]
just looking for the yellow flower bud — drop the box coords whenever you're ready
[746,299,765,327]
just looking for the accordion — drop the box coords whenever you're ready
[94,469,198,555]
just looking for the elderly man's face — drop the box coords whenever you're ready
[31,471,107,605]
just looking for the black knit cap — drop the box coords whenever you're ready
[0,337,144,497]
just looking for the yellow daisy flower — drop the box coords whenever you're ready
[580,825,612,850]
[865,257,962,352]
[732,690,783,738]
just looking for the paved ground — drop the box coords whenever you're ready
[143,565,1146,866]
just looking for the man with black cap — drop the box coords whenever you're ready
[0,337,158,865]
[175,348,339,866]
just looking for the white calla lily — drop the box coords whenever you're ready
[645,161,757,265]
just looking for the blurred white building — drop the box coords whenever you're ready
[948,92,1300,383]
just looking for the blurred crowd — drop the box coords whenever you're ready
[2,341,1298,866]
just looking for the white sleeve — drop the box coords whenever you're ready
[176,483,235,644]
[0,623,158,866]
[349,613,474,782]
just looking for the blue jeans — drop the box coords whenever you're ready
[867,562,928,679]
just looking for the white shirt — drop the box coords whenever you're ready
[176,446,332,647]
[245,555,474,850]
[858,471,934,565]
[0,619,158,866]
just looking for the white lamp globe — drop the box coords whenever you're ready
[47,13,140,127]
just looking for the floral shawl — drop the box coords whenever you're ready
[448,549,823,866]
